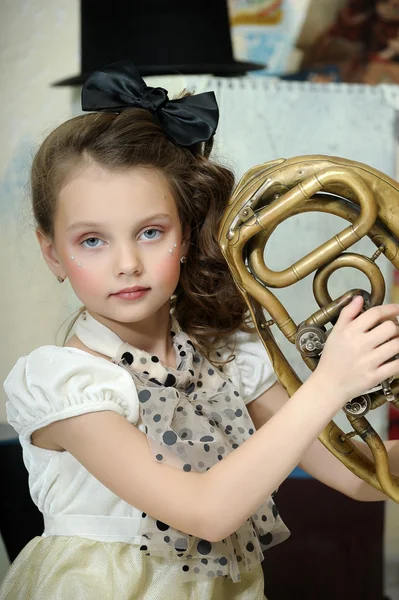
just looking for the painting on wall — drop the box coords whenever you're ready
[228,0,311,75]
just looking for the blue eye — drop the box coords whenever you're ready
[141,229,161,240]
[82,237,103,248]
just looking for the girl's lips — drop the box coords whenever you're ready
[111,288,150,300]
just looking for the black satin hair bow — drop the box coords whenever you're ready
[81,61,219,147]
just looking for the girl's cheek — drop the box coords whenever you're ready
[67,261,103,293]
[155,254,181,282]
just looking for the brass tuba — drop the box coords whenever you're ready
[218,155,399,502]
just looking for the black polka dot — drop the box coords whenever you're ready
[260,532,273,545]
[121,352,133,365]
[156,520,170,531]
[208,368,214,375]
[201,558,208,564]
[140,545,148,551]
[197,539,212,555]
[153,414,161,422]
[236,555,242,563]
[179,351,186,357]
[200,436,214,442]
[142,512,146,518]
[272,505,279,518]
[185,383,195,394]
[143,371,149,375]
[246,542,254,552]
[219,557,227,565]
[183,464,192,472]
[197,381,203,388]
[196,404,203,411]
[182,565,189,572]
[234,391,239,397]
[235,409,242,417]
[261,515,268,522]
[164,374,177,387]
[232,443,239,449]
[156,454,163,461]
[249,428,254,435]
[177,406,184,412]
[217,455,223,461]
[151,355,159,363]
[204,444,210,452]
[164,536,170,543]
[159,396,167,402]
[162,431,177,445]
[138,390,151,403]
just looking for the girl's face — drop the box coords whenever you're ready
[40,163,188,325]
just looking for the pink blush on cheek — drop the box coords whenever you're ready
[67,264,103,298]
[155,255,181,283]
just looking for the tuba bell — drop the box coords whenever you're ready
[218,155,399,502]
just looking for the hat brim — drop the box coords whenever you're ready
[52,61,266,86]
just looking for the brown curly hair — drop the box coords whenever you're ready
[31,106,249,360]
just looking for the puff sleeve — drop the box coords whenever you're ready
[4,346,140,442]
[222,329,278,405]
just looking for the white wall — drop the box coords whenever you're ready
[0,0,79,422]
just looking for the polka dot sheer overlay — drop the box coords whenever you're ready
[77,313,290,583]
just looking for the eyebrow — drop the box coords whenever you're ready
[66,213,172,232]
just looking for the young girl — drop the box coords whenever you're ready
[2,61,399,600]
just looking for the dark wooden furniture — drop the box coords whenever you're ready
[262,474,385,600]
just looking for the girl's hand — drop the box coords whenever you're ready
[314,296,399,404]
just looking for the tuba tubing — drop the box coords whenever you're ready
[219,155,399,502]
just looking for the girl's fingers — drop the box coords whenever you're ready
[367,320,399,348]
[373,337,399,368]
[376,356,399,383]
[350,304,399,333]
[335,295,364,326]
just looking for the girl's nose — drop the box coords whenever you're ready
[115,243,142,276]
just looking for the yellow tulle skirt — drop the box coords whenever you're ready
[0,536,266,600]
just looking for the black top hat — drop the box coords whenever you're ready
[53,0,264,86]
